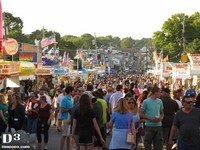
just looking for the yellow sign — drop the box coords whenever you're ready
[181,53,188,63]
[20,62,35,75]
[0,61,20,75]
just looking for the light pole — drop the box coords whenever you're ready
[182,15,186,52]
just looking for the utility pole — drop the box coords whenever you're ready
[182,15,186,52]
[94,32,98,66]
[145,47,148,72]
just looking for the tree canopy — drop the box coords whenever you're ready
[153,12,200,62]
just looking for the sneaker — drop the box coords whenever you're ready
[172,143,177,149]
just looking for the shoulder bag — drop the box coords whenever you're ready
[127,114,136,145]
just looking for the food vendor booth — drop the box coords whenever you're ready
[0,61,20,88]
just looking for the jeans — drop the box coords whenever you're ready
[37,119,50,143]
[144,126,163,150]
[28,118,38,134]
[177,140,200,150]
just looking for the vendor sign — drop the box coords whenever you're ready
[53,67,69,75]
[187,53,200,70]
[35,68,52,75]
[20,61,35,75]
[172,63,190,79]
[19,52,37,63]
[163,62,173,73]
[4,38,18,55]
[21,43,39,52]
[0,61,20,75]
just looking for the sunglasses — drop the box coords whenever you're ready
[185,101,193,104]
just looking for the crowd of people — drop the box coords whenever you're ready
[0,74,200,150]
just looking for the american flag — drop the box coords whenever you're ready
[61,52,70,66]
[41,34,57,48]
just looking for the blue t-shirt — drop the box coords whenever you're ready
[141,97,163,127]
[61,95,73,120]
[111,112,138,129]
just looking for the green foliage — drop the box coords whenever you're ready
[153,12,200,62]
[4,12,23,41]
[120,37,134,49]
[80,33,94,49]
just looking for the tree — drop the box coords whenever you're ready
[81,33,94,49]
[3,12,26,42]
[120,37,134,49]
[153,12,200,62]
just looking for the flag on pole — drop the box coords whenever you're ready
[157,50,163,63]
[61,52,69,66]
[41,34,57,48]
[153,50,158,62]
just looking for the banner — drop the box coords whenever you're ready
[35,68,53,75]
[187,53,200,64]
[174,63,188,70]
[163,62,173,73]
[19,52,37,63]
[20,62,35,75]
[53,67,69,75]
[41,55,60,66]
[21,43,39,52]
[187,53,200,70]
[172,63,190,79]
[0,61,20,75]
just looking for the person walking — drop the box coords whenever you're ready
[8,94,25,131]
[71,94,105,150]
[127,97,140,150]
[60,85,74,150]
[139,86,164,150]
[26,92,40,148]
[37,95,53,150]
[160,88,179,149]
[168,95,200,150]
[109,85,123,114]
[109,97,137,150]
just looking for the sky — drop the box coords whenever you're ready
[2,0,200,39]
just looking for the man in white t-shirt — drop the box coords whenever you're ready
[38,87,52,105]
[109,84,123,114]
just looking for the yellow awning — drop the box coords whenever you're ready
[20,61,35,75]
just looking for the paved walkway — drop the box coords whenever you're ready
[47,125,144,150]
[47,125,167,150]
